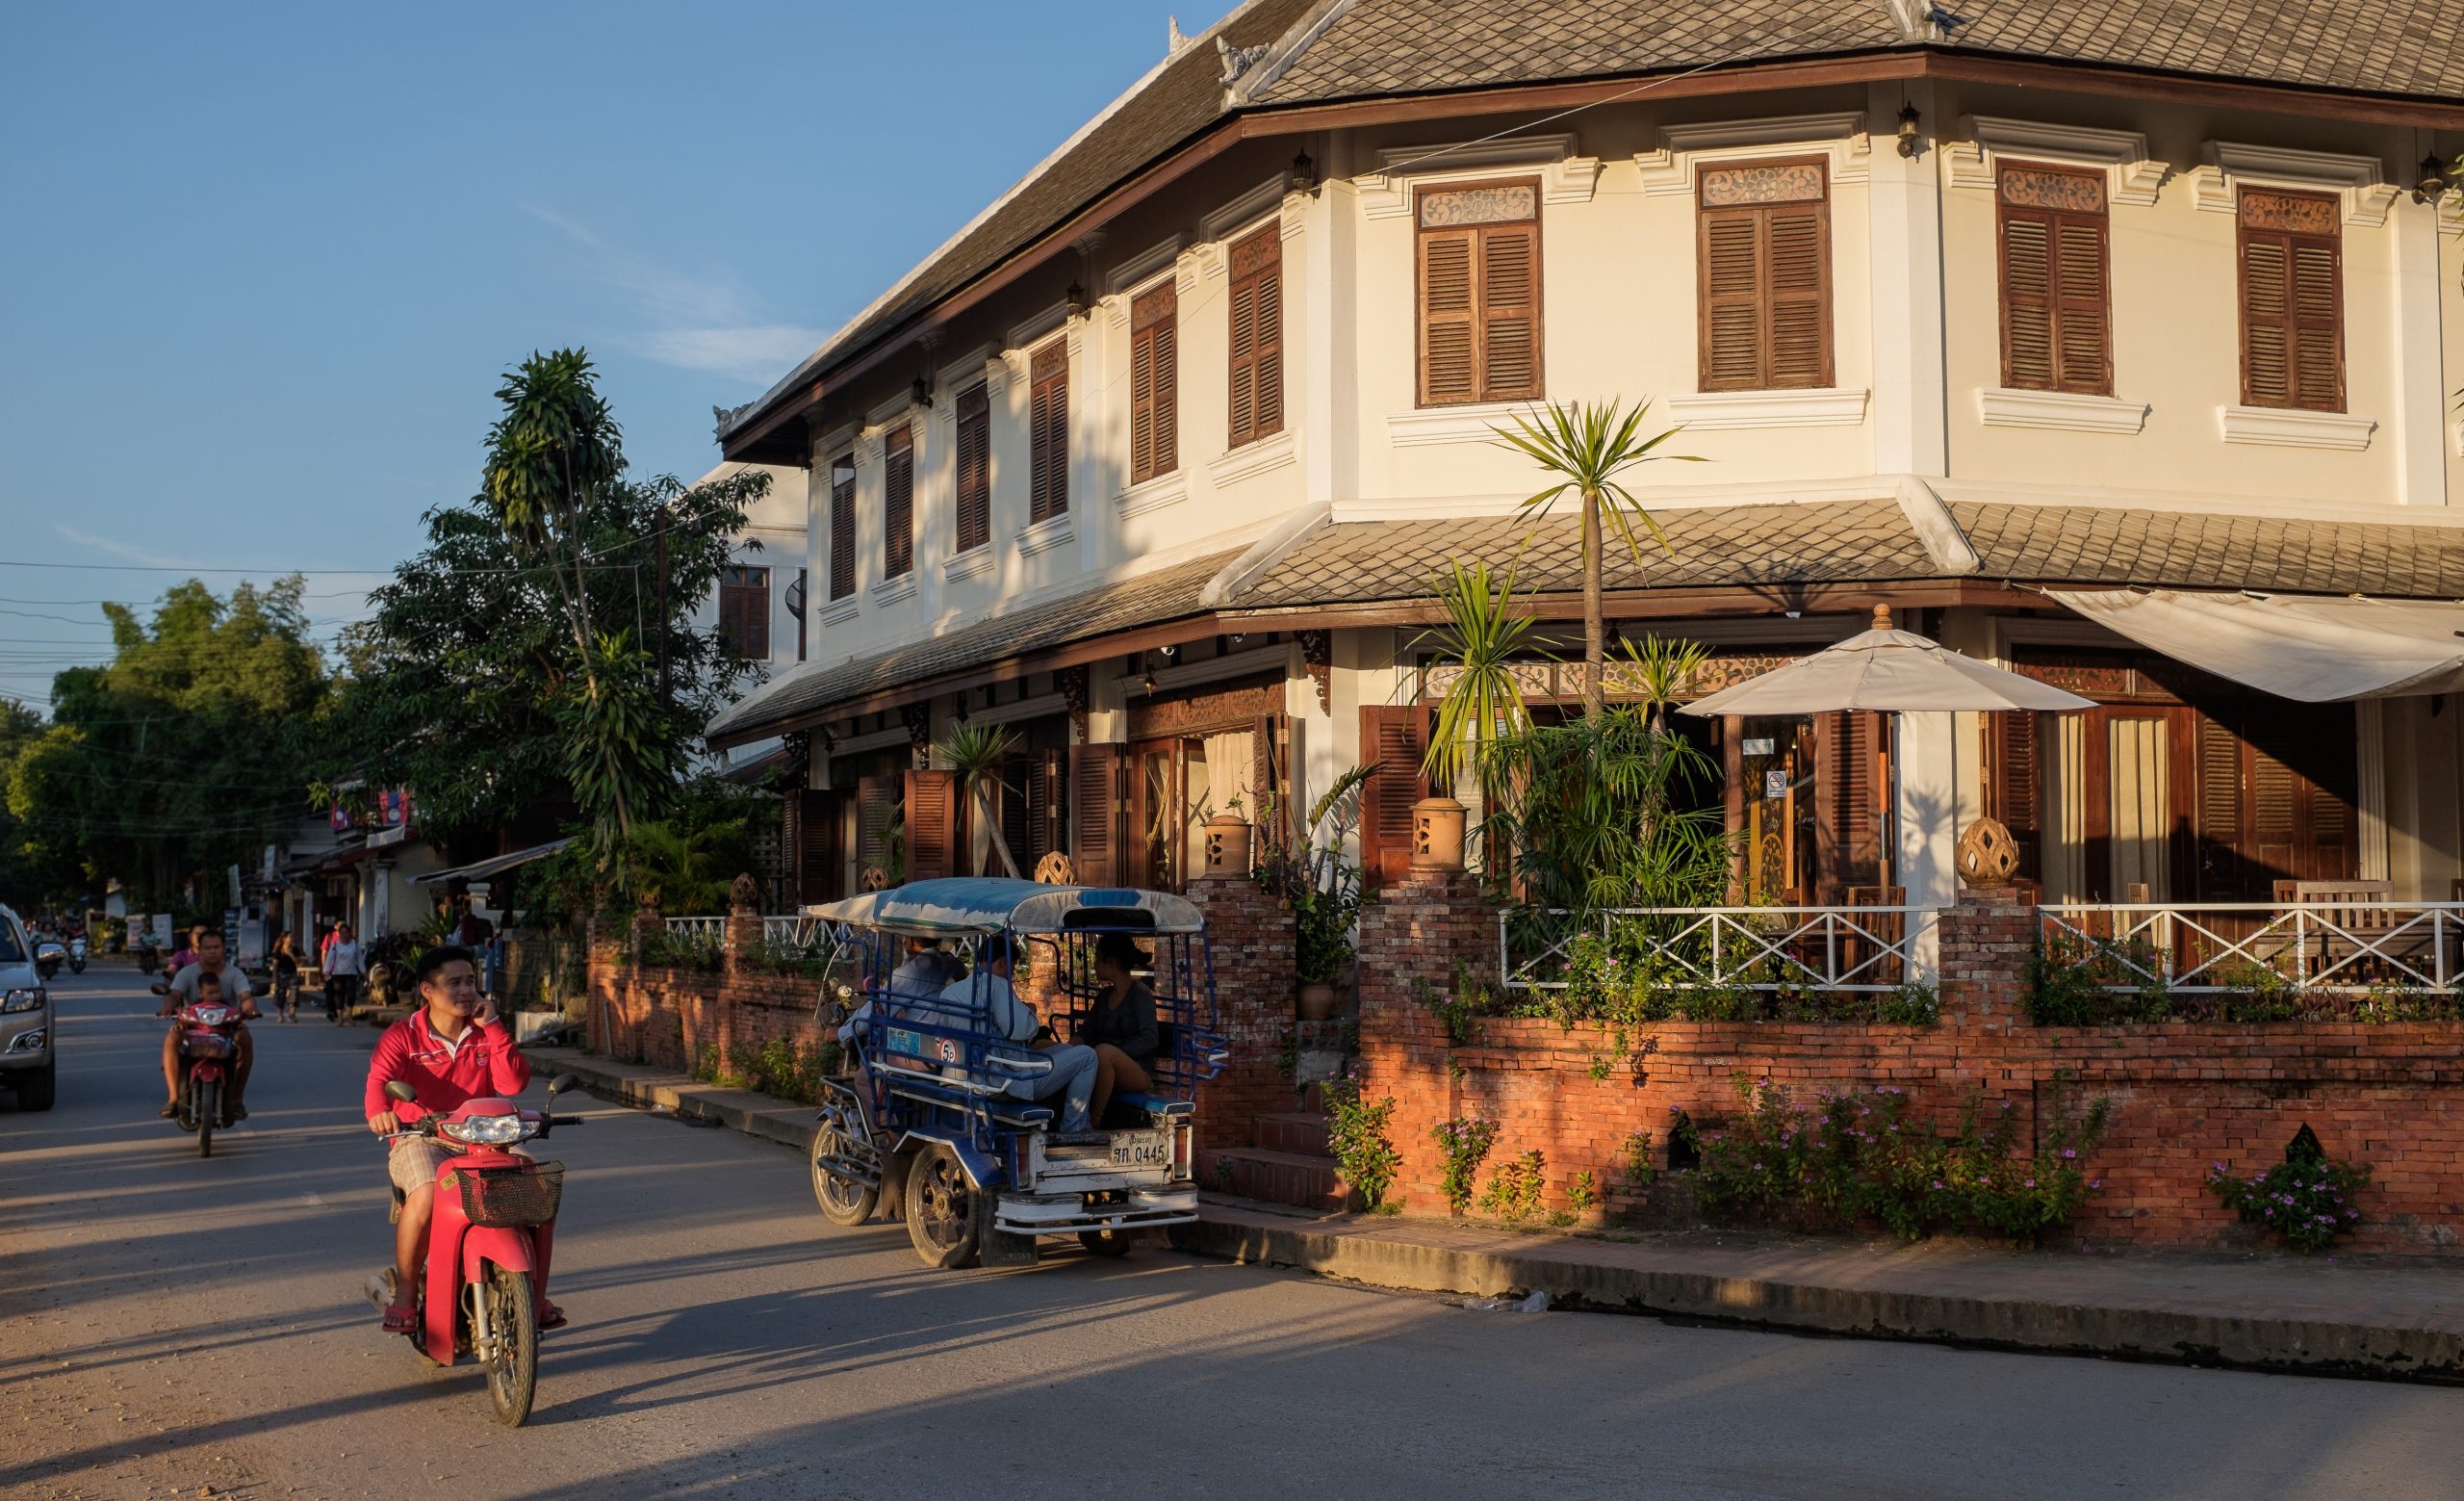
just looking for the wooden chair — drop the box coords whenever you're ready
[1843,885,1907,987]
[2272,879,2411,984]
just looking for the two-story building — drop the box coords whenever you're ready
[704,0,2464,921]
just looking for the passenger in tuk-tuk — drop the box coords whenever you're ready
[836,937,966,1049]
[1081,933,1160,1126]
[944,939,1096,1132]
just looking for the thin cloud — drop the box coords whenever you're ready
[54,525,182,570]
[523,205,821,381]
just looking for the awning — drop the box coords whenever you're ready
[2056,590,2464,702]
[411,838,576,887]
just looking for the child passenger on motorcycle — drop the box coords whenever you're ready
[363,945,561,1335]
[157,931,258,1121]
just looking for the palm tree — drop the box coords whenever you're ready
[1491,399,1698,715]
[936,723,1022,878]
[1417,560,1537,790]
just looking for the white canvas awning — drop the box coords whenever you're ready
[1680,607,2092,717]
[2055,590,2464,702]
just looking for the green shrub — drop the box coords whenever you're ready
[1478,1150,1547,1222]
[1431,1116,1500,1216]
[2207,1133,2369,1252]
[1322,1069,1402,1212]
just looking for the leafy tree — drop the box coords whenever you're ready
[6,580,329,907]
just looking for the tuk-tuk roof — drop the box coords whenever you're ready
[803,878,1205,937]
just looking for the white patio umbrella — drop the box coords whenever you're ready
[1677,607,2092,892]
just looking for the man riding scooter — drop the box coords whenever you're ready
[364,945,562,1335]
[156,931,258,1121]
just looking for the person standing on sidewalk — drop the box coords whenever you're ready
[325,924,367,1016]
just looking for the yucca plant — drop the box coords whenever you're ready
[1415,560,1538,789]
[936,722,1021,878]
[1614,634,1710,734]
[1492,399,1699,715]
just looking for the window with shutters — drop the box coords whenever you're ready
[828,454,856,601]
[2236,190,2343,412]
[1358,705,1430,888]
[1028,340,1069,524]
[953,384,991,554]
[1697,159,1833,391]
[1128,281,1179,485]
[1226,225,1284,449]
[1415,179,1543,407]
[882,424,914,581]
[1995,164,2112,396]
[717,565,770,660]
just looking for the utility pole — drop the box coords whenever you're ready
[654,528,671,714]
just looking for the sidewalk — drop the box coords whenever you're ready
[529,1045,2464,1384]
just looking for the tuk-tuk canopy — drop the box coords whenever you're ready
[804,878,1205,938]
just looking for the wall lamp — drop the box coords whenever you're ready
[2412,153,2451,204]
[1065,281,1088,319]
[911,375,935,409]
[1291,150,1321,196]
[1895,103,1921,159]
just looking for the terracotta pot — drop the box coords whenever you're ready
[1202,814,1253,879]
[1412,796,1467,871]
[1297,982,1338,1022]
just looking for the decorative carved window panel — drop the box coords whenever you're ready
[1418,183,1537,227]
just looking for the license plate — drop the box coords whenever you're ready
[1110,1130,1170,1167]
[885,1027,961,1066]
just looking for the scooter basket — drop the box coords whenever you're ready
[456,1162,564,1228]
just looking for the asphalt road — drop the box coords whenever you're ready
[5,966,2461,1501]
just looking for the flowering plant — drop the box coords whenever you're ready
[1322,1067,1402,1211]
[1431,1115,1501,1215]
[2206,1147,2369,1253]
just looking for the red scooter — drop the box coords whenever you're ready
[372,1074,584,1426]
[169,998,244,1157]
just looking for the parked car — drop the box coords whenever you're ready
[0,904,55,1110]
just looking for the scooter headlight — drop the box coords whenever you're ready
[442,1114,526,1146]
[1,988,41,1014]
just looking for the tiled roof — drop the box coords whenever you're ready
[1954,504,2464,598]
[706,550,1239,744]
[1944,0,2464,103]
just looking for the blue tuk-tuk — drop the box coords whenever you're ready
[801,878,1227,1269]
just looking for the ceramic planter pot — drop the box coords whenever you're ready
[1412,796,1467,871]
[1297,982,1338,1022]
[1202,814,1253,879]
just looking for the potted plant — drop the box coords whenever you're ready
[1260,766,1371,1022]
[1294,886,1354,1020]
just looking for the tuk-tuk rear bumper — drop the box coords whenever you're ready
[994,1187,1198,1236]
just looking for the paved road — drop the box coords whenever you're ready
[5,967,2461,1501]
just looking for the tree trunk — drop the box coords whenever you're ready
[1580,488,1605,716]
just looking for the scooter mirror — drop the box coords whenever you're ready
[383,1079,419,1103]
[547,1072,581,1097]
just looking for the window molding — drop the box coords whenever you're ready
[1114,469,1190,520]
[1359,132,1598,220]
[2192,142,2397,227]
[2217,405,2375,451]
[818,598,860,628]
[1387,400,1532,448]
[1015,509,1076,556]
[1209,426,1296,486]
[941,546,996,584]
[1633,112,1870,196]
[1944,116,2168,207]
[1976,387,2149,434]
[1103,233,1187,298]
[867,575,917,608]
[1666,386,1868,429]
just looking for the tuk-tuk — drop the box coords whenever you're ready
[801,878,1227,1269]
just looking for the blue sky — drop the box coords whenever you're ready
[0,1,1237,704]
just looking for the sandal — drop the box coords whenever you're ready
[381,1304,419,1335]
[159,1102,179,1120]
[537,1302,567,1331]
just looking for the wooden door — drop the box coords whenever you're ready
[1069,744,1127,886]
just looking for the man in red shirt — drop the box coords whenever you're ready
[363,944,556,1333]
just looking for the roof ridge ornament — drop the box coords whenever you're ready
[1882,0,1964,43]
[1217,35,1270,87]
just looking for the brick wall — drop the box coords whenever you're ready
[586,901,832,1081]
[1358,883,2464,1255]
[1185,871,1299,1148]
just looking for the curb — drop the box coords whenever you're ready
[1173,1209,2464,1385]
[526,1048,812,1152]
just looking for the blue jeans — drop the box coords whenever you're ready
[1014,1043,1096,1132]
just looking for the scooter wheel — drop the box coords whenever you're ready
[482,1267,538,1427]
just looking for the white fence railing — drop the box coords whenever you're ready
[762,915,828,951]
[1502,906,1938,994]
[662,917,727,941]
[2040,902,2464,994]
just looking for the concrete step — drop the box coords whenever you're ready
[1196,1147,1356,1212]
[1254,1110,1331,1158]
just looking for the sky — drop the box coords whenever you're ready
[0,0,1240,707]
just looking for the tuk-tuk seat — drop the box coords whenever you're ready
[989,1103,1055,1128]
[1114,1093,1194,1118]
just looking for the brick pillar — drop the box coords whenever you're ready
[1936,888,2036,1031]
[584,916,620,1054]
[1356,867,1494,1205]
[721,875,760,1077]
[1185,871,1296,1148]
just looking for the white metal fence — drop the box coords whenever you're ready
[1502,905,1937,994]
[662,917,727,942]
[2039,902,2464,994]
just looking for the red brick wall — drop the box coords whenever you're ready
[1358,880,2464,1255]
[586,904,832,1081]
[1186,872,1298,1148]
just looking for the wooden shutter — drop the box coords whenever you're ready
[1129,282,1178,485]
[954,384,990,554]
[741,571,769,658]
[2193,713,2244,899]
[1416,179,1542,407]
[793,569,808,660]
[882,425,914,580]
[1697,161,1832,392]
[855,774,898,875]
[1227,225,1284,449]
[715,580,743,659]
[1070,743,1125,885]
[828,455,857,601]
[1996,164,2111,396]
[1815,711,1885,895]
[904,768,961,883]
[1028,340,1068,524]
[1359,706,1429,889]
[1989,711,2040,882]
[2237,190,2343,412]
[799,789,842,903]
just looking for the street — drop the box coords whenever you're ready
[4,968,2460,1501]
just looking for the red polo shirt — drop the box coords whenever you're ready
[364,1008,532,1126]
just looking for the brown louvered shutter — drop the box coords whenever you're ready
[856,774,899,875]
[954,384,990,554]
[1129,281,1178,485]
[882,425,913,580]
[1358,706,1429,889]
[1030,748,1068,870]
[1070,743,1125,885]
[1226,225,1284,450]
[905,768,960,882]
[1416,179,1542,407]
[799,789,842,903]
[828,455,857,601]
[1815,711,1885,895]
[739,568,770,658]
[1028,340,1068,523]
[1698,161,1832,392]
[2194,714,2244,899]
[1997,164,2110,396]
[1989,711,2040,883]
[2237,190,2343,412]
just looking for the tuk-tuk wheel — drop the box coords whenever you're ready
[810,1125,880,1227]
[1077,1229,1134,1258]
[903,1144,984,1270]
